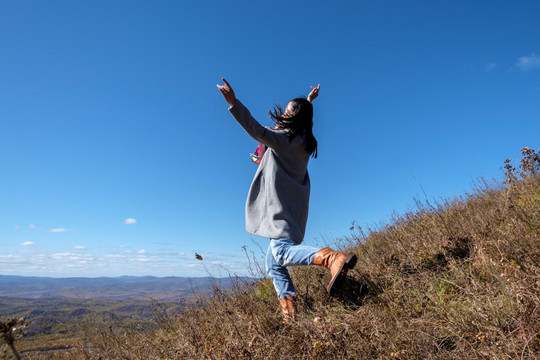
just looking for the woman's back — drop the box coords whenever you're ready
[229,100,311,244]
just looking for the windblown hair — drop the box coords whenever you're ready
[268,97,318,158]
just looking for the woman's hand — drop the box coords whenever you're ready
[217,78,237,106]
[307,84,320,103]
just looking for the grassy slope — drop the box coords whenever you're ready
[0,298,185,359]
[20,149,540,359]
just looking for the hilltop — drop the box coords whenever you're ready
[3,148,539,359]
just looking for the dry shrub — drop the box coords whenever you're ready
[66,148,540,359]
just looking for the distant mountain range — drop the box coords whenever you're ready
[0,275,249,301]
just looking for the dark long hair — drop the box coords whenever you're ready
[268,97,318,158]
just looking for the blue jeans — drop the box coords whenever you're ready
[265,238,320,299]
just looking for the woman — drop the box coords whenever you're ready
[217,78,357,323]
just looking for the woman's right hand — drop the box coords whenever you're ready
[307,84,320,103]
[217,78,237,106]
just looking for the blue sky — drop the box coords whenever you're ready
[1,1,539,277]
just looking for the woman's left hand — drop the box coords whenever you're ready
[307,84,320,102]
[217,78,237,106]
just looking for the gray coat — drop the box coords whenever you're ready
[229,100,311,244]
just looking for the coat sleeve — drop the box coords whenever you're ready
[229,100,290,150]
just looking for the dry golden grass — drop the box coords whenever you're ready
[61,148,539,359]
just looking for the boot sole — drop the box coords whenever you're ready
[327,253,358,296]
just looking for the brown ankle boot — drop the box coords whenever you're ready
[312,248,357,295]
[279,295,296,323]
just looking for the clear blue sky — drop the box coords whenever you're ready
[1,1,539,277]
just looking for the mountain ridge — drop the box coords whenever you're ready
[0,275,249,301]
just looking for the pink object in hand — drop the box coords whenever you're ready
[250,142,265,164]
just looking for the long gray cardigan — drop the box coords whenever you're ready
[229,100,311,244]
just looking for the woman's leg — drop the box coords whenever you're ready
[267,238,359,296]
[265,238,320,298]
[265,238,320,323]
[265,241,296,299]
[270,238,319,268]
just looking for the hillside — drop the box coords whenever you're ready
[0,297,178,358]
[0,276,243,358]
[3,148,539,359]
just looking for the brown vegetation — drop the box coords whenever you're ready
[14,148,540,359]
[1,318,27,359]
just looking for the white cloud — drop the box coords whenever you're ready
[516,54,540,71]
[123,218,137,225]
[49,228,74,233]
[1,243,252,278]
[52,252,72,258]
[29,224,36,229]
[13,225,20,230]
[485,62,497,72]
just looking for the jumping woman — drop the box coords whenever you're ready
[217,78,357,323]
